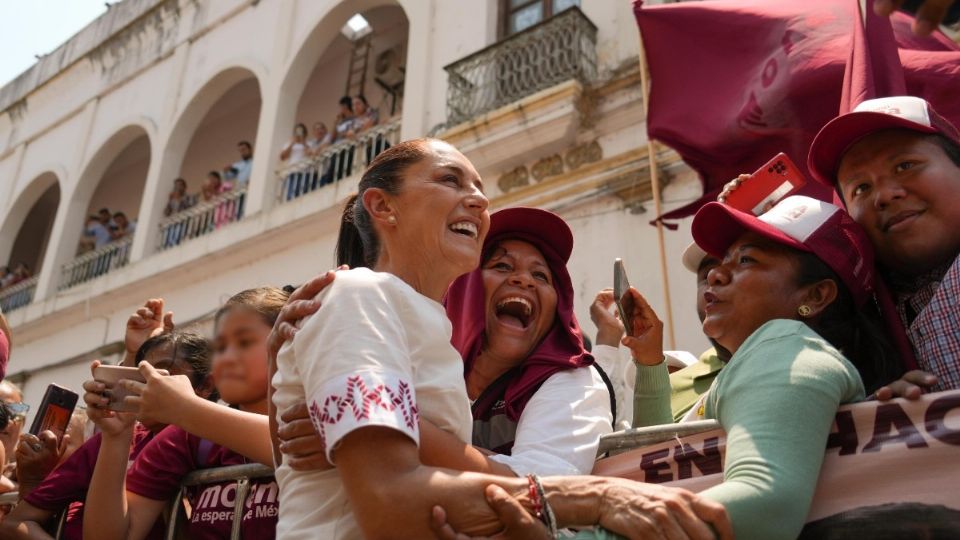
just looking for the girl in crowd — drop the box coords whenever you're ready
[83,287,289,540]
[2,326,213,540]
[574,196,901,540]
[274,207,611,478]
[271,139,730,539]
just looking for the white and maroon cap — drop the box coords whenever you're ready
[692,195,876,306]
[682,242,709,273]
[808,96,960,187]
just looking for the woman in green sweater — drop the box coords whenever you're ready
[615,195,901,540]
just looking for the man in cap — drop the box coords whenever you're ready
[808,95,960,393]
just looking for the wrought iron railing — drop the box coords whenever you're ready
[0,275,38,312]
[59,236,133,290]
[158,187,247,251]
[443,7,598,126]
[276,119,401,203]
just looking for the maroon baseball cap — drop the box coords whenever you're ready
[692,195,876,306]
[808,96,960,187]
[485,207,573,263]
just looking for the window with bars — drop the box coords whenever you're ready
[501,0,581,37]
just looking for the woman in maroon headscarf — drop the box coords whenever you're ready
[443,206,612,476]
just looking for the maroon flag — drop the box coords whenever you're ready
[635,0,960,223]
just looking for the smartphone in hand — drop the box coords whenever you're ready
[93,365,168,413]
[29,384,78,440]
[724,152,807,215]
[614,259,636,337]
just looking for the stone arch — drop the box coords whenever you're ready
[0,172,61,272]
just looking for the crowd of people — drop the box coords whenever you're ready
[0,91,952,539]
[78,208,137,254]
[163,141,254,219]
[281,94,386,200]
[0,2,957,530]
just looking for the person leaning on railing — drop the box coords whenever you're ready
[82,289,287,540]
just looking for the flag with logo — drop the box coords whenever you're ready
[634,0,960,223]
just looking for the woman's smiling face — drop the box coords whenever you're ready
[481,239,559,363]
[386,140,490,280]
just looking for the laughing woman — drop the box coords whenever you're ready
[443,206,611,476]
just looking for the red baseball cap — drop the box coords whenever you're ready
[808,96,960,187]
[692,196,876,306]
[485,207,573,263]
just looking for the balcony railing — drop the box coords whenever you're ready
[276,119,401,203]
[59,236,133,290]
[0,275,38,313]
[443,7,598,127]
[158,187,247,251]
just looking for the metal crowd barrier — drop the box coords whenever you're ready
[597,420,721,456]
[165,463,274,540]
[0,463,273,540]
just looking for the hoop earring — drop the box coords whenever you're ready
[797,305,813,318]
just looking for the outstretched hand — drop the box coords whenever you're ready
[590,289,625,347]
[125,298,174,361]
[875,0,956,35]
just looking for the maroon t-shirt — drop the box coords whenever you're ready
[126,424,278,540]
[23,423,163,540]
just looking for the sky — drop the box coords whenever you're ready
[0,0,108,88]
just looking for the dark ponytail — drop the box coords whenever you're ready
[794,252,902,393]
[335,138,437,268]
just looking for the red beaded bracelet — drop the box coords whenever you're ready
[526,474,543,521]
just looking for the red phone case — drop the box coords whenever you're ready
[724,152,807,216]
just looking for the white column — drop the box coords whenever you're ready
[33,100,99,300]
[129,43,192,261]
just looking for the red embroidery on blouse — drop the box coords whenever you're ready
[308,375,419,443]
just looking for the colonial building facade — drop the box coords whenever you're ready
[0,0,709,412]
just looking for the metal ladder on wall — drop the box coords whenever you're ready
[345,36,371,97]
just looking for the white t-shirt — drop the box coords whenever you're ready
[283,141,307,165]
[488,366,611,476]
[272,268,472,540]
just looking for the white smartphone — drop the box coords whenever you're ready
[93,365,168,413]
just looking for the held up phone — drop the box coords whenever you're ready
[29,384,78,440]
[93,365,168,413]
[613,259,636,337]
[724,152,807,216]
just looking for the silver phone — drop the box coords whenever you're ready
[614,259,635,336]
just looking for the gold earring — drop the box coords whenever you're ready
[797,305,813,318]
[387,215,397,225]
